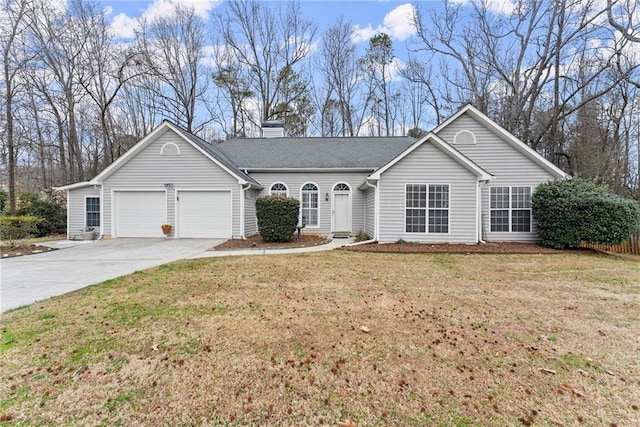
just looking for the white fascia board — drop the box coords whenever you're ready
[53,181,94,191]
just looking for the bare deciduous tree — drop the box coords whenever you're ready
[136,4,207,133]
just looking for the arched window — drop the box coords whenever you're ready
[301,183,319,227]
[453,130,476,145]
[333,182,350,192]
[269,182,288,197]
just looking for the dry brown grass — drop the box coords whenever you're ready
[1,251,639,426]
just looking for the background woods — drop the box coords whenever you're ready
[1,0,639,213]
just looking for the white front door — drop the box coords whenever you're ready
[333,193,351,232]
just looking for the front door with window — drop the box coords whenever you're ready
[332,183,351,232]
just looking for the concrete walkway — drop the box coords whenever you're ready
[188,236,352,259]
[0,237,353,313]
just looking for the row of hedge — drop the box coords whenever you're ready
[532,178,639,249]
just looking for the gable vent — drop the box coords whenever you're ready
[454,130,476,145]
[261,120,285,138]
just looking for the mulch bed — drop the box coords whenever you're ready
[1,245,57,258]
[215,233,330,250]
[343,241,568,254]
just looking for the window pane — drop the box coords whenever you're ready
[511,187,531,209]
[86,197,100,227]
[301,183,318,226]
[429,185,449,209]
[428,209,448,233]
[511,210,531,232]
[405,184,426,233]
[406,209,426,233]
[270,183,288,196]
[490,187,509,209]
[490,210,509,232]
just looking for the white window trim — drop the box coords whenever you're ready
[489,186,533,233]
[300,182,320,228]
[84,195,101,229]
[269,182,289,197]
[404,183,451,235]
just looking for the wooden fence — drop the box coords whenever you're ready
[580,230,640,255]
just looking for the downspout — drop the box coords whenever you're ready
[477,180,489,243]
[95,184,103,240]
[364,179,378,242]
[240,182,250,239]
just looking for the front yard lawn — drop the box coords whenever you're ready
[1,251,639,426]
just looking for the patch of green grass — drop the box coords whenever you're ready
[1,330,17,352]
[70,346,90,362]
[105,390,143,413]
[37,312,57,320]
[106,357,129,373]
[547,335,558,343]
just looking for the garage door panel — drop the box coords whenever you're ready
[178,191,231,238]
[115,191,166,238]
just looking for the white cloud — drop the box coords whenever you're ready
[352,24,378,44]
[108,0,220,39]
[449,0,515,15]
[382,3,416,41]
[110,12,139,39]
[352,3,417,43]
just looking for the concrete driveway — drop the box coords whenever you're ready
[0,238,224,313]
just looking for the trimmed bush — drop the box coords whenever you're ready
[17,190,67,237]
[532,178,639,249]
[0,215,42,248]
[256,195,300,242]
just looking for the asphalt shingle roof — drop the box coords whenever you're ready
[216,136,417,169]
[166,121,261,187]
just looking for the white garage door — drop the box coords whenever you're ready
[178,190,232,238]
[115,191,166,237]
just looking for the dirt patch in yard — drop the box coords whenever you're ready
[345,241,570,254]
[0,244,57,258]
[215,233,329,250]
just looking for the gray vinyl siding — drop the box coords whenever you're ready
[249,171,370,235]
[437,113,558,242]
[67,186,101,239]
[244,189,258,236]
[363,187,375,238]
[102,128,243,238]
[378,141,478,243]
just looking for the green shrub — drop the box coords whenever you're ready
[0,215,42,248]
[17,190,67,237]
[532,178,639,249]
[0,189,7,213]
[255,195,300,242]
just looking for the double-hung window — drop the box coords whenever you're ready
[301,183,318,227]
[86,197,100,228]
[490,186,532,232]
[405,184,449,233]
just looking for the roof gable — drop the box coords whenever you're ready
[434,105,569,179]
[369,133,492,181]
[89,121,260,188]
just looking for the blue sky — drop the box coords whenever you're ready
[104,0,427,45]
